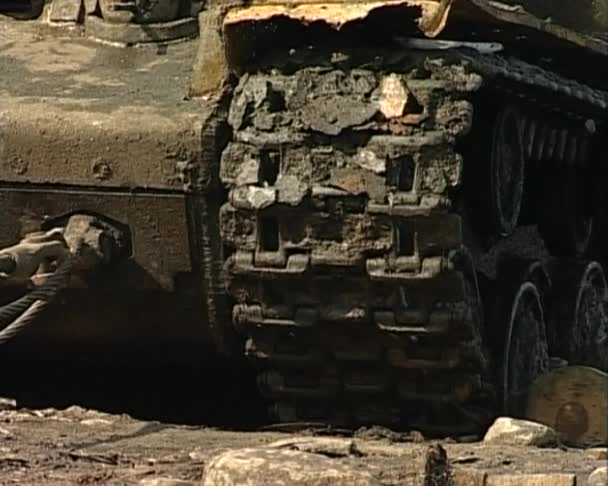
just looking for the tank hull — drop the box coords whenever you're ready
[0,20,231,365]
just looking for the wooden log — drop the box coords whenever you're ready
[525,366,608,447]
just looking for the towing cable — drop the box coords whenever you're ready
[0,215,125,345]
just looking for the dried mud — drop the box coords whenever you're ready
[0,403,603,485]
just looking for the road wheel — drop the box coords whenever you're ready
[547,260,608,371]
[495,280,550,416]
[466,103,525,238]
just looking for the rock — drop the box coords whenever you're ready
[586,448,607,460]
[49,415,72,423]
[139,479,195,486]
[0,398,16,411]
[63,405,87,416]
[79,418,113,427]
[188,449,206,462]
[587,467,607,486]
[84,408,113,418]
[246,186,276,209]
[485,474,576,486]
[484,418,559,447]
[202,438,450,486]
[378,74,409,119]
[202,447,377,486]
[356,148,386,174]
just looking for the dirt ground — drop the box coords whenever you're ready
[0,403,288,485]
[0,401,604,486]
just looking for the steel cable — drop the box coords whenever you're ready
[0,255,75,345]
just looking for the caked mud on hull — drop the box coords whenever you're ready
[210,0,608,433]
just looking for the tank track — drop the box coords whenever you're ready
[219,44,608,434]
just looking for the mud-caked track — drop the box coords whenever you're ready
[219,43,608,434]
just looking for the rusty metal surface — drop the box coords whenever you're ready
[0,21,208,191]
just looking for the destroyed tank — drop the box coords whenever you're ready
[1,0,608,439]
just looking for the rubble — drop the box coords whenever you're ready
[484,418,559,447]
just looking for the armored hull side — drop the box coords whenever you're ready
[0,15,230,366]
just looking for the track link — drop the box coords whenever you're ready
[219,45,608,434]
